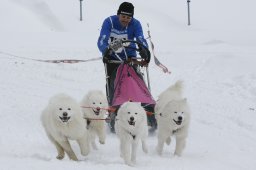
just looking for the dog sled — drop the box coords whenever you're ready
[104,40,157,133]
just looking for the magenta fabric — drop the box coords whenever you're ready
[111,64,155,106]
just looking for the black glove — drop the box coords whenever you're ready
[102,48,112,63]
[109,39,123,52]
[139,45,151,63]
[140,60,149,67]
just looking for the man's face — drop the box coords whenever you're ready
[118,14,132,27]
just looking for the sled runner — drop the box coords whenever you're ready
[103,40,157,133]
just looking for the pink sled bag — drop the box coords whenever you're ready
[111,64,155,106]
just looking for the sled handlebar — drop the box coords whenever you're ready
[107,58,149,66]
[104,40,150,64]
[121,40,151,63]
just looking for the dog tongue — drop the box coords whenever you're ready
[129,121,135,126]
[173,119,182,125]
[93,109,100,115]
[60,116,70,122]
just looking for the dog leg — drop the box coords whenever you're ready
[53,140,65,160]
[120,139,133,166]
[59,140,78,161]
[97,128,106,145]
[47,134,65,160]
[174,137,186,156]
[141,139,148,153]
[156,138,165,155]
[131,141,139,164]
[77,135,90,156]
[90,132,98,150]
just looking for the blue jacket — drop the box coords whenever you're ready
[97,15,148,60]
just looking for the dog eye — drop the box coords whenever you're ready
[159,113,162,116]
[68,108,71,110]
[100,102,102,104]
[174,111,177,114]
[59,108,62,110]
[135,112,138,115]
[128,112,131,114]
[93,102,95,105]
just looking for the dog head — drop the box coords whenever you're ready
[157,98,190,127]
[49,94,81,123]
[155,80,184,115]
[81,90,108,118]
[117,101,146,128]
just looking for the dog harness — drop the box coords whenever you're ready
[86,119,91,130]
[172,127,182,134]
[129,132,136,140]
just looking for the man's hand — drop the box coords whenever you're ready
[109,39,123,52]
[138,43,151,63]
[103,48,111,63]
[140,60,149,67]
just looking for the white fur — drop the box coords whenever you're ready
[155,80,190,156]
[80,90,108,150]
[155,80,183,115]
[41,93,90,161]
[115,101,148,166]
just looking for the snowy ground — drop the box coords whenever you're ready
[1,0,256,169]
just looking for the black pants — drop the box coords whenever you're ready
[105,62,120,105]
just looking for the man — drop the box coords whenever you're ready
[97,2,150,105]
[97,2,156,133]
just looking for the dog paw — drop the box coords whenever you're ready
[56,154,64,160]
[131,159,137,164]
[70,156,79,161]
[125,161,135,167]
[99,140,105,144]
[174,151,182,157]
[81,149,90,156]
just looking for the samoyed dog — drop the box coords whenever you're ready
[115,101,148,166]
[80,90,108,150]
[155,80,190,156]
[41,94,90,161]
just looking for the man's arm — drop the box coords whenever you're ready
[134,20,151,63]
[97,18,112,54]
[134,20,149,48]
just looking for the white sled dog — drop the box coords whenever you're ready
[115,101,148,166]
[155,80,190,156]
[41,94,90,161]
[80,90,108,150]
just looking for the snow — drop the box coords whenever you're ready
[1,0,256,169]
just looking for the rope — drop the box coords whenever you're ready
[146,23,171,74]
[0,51,101,64]
[81,106,111,121]
[81,105,155,117]
[84,117,110,121]
[80,106,117,114]
[80,106,110,111]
